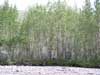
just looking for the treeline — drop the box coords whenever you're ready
[0,0,100,67]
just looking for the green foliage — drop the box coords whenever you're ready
[0,0,18,46]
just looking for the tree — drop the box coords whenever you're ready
[94,0,100,59]
[0,0,19,63]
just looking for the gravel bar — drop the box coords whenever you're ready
[0,66,99,75]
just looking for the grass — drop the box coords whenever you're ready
[0,57,100,68]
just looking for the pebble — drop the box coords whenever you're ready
[0,66,99,75]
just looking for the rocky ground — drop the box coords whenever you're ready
[0,66,99,75]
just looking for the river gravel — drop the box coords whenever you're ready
[0,66,99,75]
